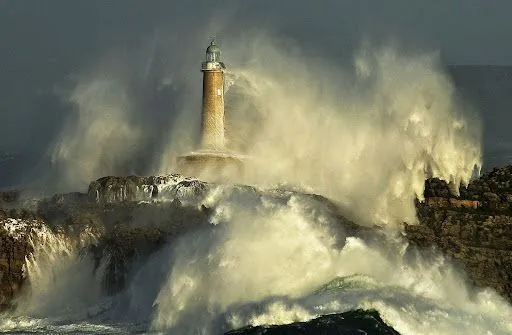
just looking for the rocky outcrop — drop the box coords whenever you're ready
[0,205,104,311]
[86,200,210,295]
[225,309,399,335]
[424,197,480,209]
[0,220,33,311]
[407,166,512,301]
[406,209,512,300]
[87,174,208,204]
[0,175,213,311]
[424,166,512,212]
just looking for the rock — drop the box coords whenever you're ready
[405,166,512,302]
[448,198,480,209]
[483,192,500,202]
[0,178,216,311]
[88,174,209,204]
[0,190,20,204]
[0,176,379,312]
[0,218,36,311]
[408,203,512,301]
[225,309,400,335]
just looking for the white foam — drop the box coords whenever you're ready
[148,187,512,334]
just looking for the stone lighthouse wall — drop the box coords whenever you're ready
[201,70,225,150]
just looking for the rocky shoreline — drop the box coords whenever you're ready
[2,166,512,331]
[406,166,512,302]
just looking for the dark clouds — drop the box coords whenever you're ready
[0,1,511,187]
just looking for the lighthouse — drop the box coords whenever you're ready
[200,40,226,150]
[176,39,244,181]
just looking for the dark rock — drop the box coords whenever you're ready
[483,192,500,202]
[0,190,19,204]
[225,309,400,335]
[411,167,512,301]
[87,174,208,204]
[0,220,35,311]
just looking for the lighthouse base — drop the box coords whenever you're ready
[176,150,245,183]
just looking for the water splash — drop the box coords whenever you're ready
[44,31,481,226]
[10,220,101,318]
[149,186,512,334]
[50,73,143,191]
[217,35,482,225]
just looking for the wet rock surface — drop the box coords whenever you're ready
[406,165,512,302]
[0,220,32,311]
[0,175,212,311]
[225,309,400,335]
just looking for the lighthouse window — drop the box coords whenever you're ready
[217,89,222,96]
[215,51,219,61]
[207,51,220,62]
[206,41,221,63]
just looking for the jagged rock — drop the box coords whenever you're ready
[94,227,168,295]
[0,177,214,311]
[225,309,400,335]
[411,166,512,301]
[87,201,209,295]
[0,218,36,311]
[87,174,209,204]
[0,191,18,202]
[423,166,512,213]
[483,192,500,202]
[407,205,512,301]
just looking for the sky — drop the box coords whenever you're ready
[2,1,511,67]
[0,1,511,187]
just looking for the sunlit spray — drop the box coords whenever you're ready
[219,35,481,225]
[149,185,511,334]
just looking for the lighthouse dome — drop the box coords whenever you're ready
[206,41,221,62]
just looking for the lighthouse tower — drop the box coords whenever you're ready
[176,40,244,181]
[200,40,226,150]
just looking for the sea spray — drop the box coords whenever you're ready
[149,185,512,334]
[215,35,482,226]
[11,220,102,318]
[46,31,482,226]
[50,74,143,191]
